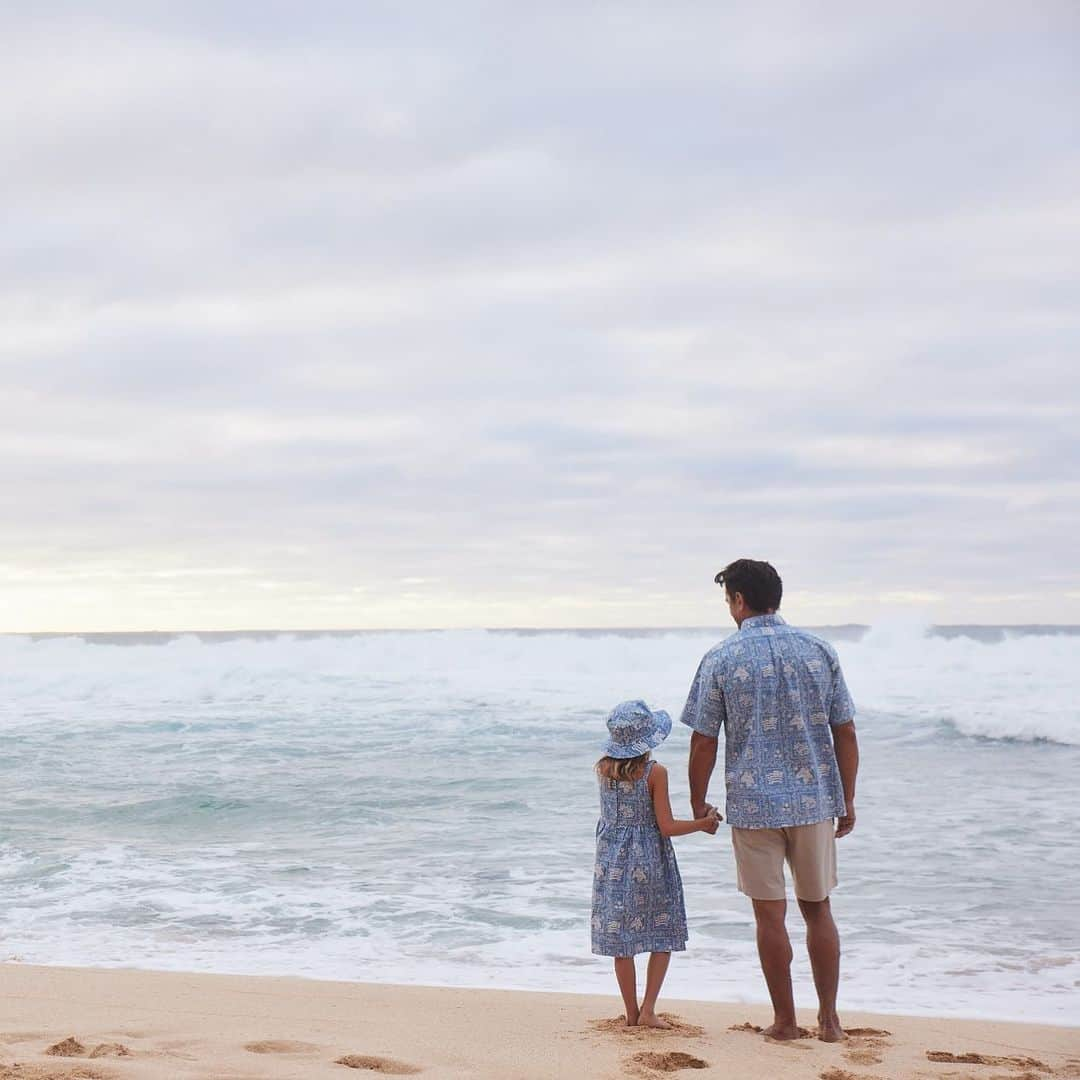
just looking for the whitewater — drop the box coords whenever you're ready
[1,626,1078,1024]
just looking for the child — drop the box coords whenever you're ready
[591,699,720,1028]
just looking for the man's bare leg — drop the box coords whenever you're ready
[613,956,639,1026]
[797,897,843,1041]
[752,898,805,1039]
[638,951,672,1028]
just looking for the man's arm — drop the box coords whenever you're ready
[689,731,719,819]
[680,651,726,818]
[832,720,859,838]
[649,763,720,836]
[824,642,858,837]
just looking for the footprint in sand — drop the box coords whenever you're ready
[45,1038,87,1057]
[87,1044,131,1059]
[335,1055,422,1075]
[843,1026,893,1066]
[820,1070,877,1080]
[244,1040,320,1055]
[44,1037,132,1059]
[844,1047,883,1066]
[629,1050,709,1073]
[926,1050,1049,1070]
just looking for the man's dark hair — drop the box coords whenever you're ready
[715,558,783,612]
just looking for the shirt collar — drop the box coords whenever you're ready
[740,613,787,630]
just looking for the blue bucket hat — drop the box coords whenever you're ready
[601,699,672,759]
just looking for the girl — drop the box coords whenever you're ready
[591,699,720,1027]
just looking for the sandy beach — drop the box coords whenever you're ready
[0,964,1076,1080]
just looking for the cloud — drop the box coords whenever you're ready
[1,2,1078,630]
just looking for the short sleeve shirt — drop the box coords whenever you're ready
[680,614,855,829]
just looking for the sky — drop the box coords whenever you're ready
[3,2,1079,631]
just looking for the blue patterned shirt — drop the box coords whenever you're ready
[680,614,855,829]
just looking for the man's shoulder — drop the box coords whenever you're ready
[777,623,839,659]
[700,634,741,667]
[776,627,847,680]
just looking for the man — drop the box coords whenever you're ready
[681,558,859,1042]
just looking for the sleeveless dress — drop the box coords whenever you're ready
[591,760,688,956]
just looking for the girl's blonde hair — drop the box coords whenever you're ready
[595,751,651,782]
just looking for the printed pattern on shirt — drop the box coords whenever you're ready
[680,614,854,829]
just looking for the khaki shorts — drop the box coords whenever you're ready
[731,820,838,902]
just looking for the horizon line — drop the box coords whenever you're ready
[7,622,1080,638]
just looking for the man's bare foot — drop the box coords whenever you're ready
[763,1022,809,1040]
[817,1014,845,1042]
[638,1011,672,1029]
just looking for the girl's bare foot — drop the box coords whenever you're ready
[638,1011,672,1029]
[624,1008,640,1027]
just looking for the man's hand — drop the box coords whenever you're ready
[700,808,721,835]
[692,801,714,819]
[836,801,856,838]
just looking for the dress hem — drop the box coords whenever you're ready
[591,939,688,957]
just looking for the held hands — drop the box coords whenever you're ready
[836,800,856,838]
[693,802,722,835]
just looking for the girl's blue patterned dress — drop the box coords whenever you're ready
[591,760,688,956]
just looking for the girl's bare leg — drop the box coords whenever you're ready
[613,956,639,1026]
[638,951,672,1028]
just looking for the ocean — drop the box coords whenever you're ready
[1,626,1078,1024]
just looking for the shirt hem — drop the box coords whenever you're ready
[727,812,840,830]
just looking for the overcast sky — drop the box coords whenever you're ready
[3,2,1078,631]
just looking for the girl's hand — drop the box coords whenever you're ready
[700,808,721,835]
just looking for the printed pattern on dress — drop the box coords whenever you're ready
[591,761,688,957]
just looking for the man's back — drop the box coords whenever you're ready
[681,613,854,828]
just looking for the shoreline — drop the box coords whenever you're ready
[6,958,1078,1030]
[1,963,1077,1079]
